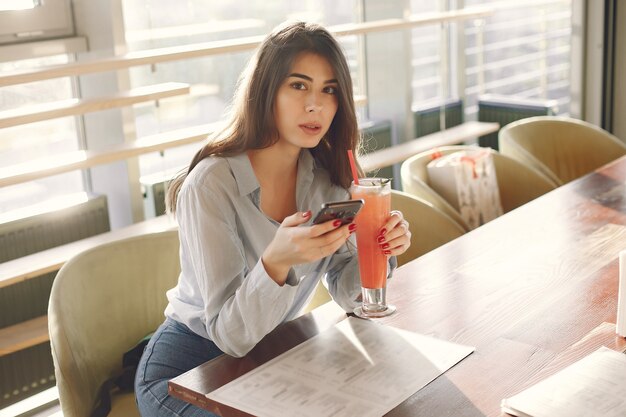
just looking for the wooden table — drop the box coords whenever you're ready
[169,156,626,416]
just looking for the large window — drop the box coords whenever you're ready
[0,55,82,213]
[120,0,363,180]
[0,1,579,217]
[410,0,574,120]
[464,0,573,117]
[410,2,445,104]
[0,0,80,213]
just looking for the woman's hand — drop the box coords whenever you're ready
[262,211,354,285]
[377,210,411,257]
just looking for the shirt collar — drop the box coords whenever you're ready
[224,152,258,197]
[225,150,317,199]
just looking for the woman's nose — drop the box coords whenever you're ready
[305,104,321,113]
[304,93,322,113]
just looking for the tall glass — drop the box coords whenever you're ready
[350,178,396,318]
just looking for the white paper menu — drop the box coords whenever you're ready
[502,346,626,417]
[207,317,475,417]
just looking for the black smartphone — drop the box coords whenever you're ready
[311,199,364,225]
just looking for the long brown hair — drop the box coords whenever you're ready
[166,21,362,213]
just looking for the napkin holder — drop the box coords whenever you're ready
[617,250,626,337]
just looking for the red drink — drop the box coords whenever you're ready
[350,178,395,317]
[352,184,391,288]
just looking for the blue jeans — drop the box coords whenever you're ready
[135,317,224,417]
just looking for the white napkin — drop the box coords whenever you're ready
[617,250,626,337]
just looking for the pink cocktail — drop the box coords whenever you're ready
[351,178,396,318]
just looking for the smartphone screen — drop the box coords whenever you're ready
[311,199,364,225]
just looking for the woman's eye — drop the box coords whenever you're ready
[323,86,337,95]
[290,82,306,90]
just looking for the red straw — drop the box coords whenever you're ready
[347,150,359,185]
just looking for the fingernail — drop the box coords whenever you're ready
[377,236,385,243]
[383,250,391,255]
[303,210,311,217]
[348,224,356,231]
[381,243,389,249]
[379,228,387,236]
[333,220,342,227]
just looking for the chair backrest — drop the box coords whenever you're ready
[48,230,180,417]
[390,189,465,266]
[400,145,556,229]
[499,116,626,185]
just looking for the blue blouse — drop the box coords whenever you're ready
[165,149,395,357]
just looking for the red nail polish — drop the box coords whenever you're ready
[381,243,389,249]
[333,219,342,227]
[383,250,391,255]
[377,236,385,243]
[348,224,356,231]
[379,228,387,236]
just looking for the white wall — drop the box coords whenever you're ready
[72,0,144,228]
[583,1,605,126]
[613,2,626,141]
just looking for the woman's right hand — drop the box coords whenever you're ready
[262,211,354,285]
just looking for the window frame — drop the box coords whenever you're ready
[0,0,74,45]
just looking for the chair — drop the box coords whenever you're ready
[390,189,465,266]
[499,116,626,186]
[302,189,465,313]
[48,230,180,417]
[400,145,557,231]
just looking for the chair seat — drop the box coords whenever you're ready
[110,392,141,417]
[300,280,333,315]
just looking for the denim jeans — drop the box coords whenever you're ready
[135,317,224,417]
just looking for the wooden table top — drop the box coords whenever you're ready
[169,155,626,417]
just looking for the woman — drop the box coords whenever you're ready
[135,21,411,416]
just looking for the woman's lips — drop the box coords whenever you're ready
[299,123,322,135]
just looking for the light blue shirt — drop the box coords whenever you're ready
[165,149,395,357]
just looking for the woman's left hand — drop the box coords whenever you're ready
[377,210,411,257]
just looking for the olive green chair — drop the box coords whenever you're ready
[389,189,466,266]
[400,145,557,231]
[301,189,465,313]
[499,116,626,186]
[48,230,180,417]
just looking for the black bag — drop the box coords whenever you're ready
[90,334,152,417]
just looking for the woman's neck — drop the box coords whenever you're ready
[247,144,300,222]
[248,144,300,183]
